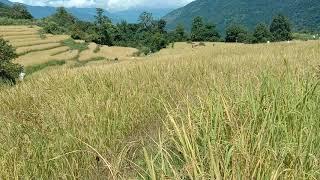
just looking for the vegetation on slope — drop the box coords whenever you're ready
[0,38,23,84]
[0,41,319,179]
[163,0,320,33]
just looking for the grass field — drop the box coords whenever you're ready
[1,26,320,179]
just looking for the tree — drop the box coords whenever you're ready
[94,8,111,26]
[138,12,154,31]
[93,8,112,46]
[191,16,205,41]
[225,24,248,43]
[11,3,33,19]
[51,7,75,27]
[202,23,220,41]
[157,19,167,34]
[270,14,292,41]
[191,16,220,41]
[175,23,187,41]
[0,38,23,84]
[253,23,271,43]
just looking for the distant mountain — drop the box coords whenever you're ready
[25,5,119,22]
[113,8,173,23]
[163,0,320,33]
[2,0,171,23]
[0,0,11,5]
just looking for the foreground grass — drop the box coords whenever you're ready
[0,41,319,179]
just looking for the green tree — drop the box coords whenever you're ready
[225,24,248,43]
[175,23,187,41]
[253,23,271,43]
[270,14,292,41]
[138,12,154,31]
[191,16,205,41]
[93,8,112,46]
[157,19,167,34]
[191,16,220,41]
[51,7,75,27]
[0,38,23,84]
[11,3,33,19]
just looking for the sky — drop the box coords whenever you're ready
[9,0,195,11]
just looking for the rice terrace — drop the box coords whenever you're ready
[0,0,320,179]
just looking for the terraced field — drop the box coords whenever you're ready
[0,26,138,68]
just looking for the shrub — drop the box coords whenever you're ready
[0,38,23,84]
[270,14,293,42]
[199,42,206,46]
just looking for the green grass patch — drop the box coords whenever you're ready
[62,38,88,52]
[25,60,66,75]
[71,57,106,68]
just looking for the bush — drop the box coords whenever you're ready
[43,21,66,34]
[199,42,206,46]
[0,38,23,84]
[0,17,34,25]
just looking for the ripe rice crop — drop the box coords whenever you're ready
[1,40,319,179]
[2,34,45,41]
[15,46,77,66]
[16,42,63,55]
[11,35,69,47]
[79,42,138,61]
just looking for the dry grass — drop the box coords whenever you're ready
[10,35,69,47]
[16,42,63,55]
[79,42,138,61]
[1,40,319,179]
[15,47,78,66]
[2,34,41,41]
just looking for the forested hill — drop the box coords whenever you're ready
[163,0,320,33]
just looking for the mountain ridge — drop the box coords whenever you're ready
[163,0,320,33]
[1,0,170,23]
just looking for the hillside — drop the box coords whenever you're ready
[0,26,137,68]
[163,0,320,33]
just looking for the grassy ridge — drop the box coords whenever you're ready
[0,41,319,179]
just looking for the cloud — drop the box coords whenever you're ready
[9,0,194,11]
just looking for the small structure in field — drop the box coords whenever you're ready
[19,72,26,81]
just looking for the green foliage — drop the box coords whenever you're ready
[270,14,293,42]
[174,24,187,42]
[11,3,33,19]
[0,17,34,25]
[199,42,206,46]
[191,16,220,42]
[62,39,88,52]
[253,23,272,43]
[25,60,65,75]
[42,21,65,34]
[0,38,23,84]
[0,3,33,20]
[164,0,320,33]
[41,7,75,35]
[225,24,249,43]
[293,33,320,41]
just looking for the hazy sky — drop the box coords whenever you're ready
[10,0,195,11]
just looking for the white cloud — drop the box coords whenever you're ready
[9,0,194,11]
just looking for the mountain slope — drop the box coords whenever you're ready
[3,0,171,23]
[163,0,320,33]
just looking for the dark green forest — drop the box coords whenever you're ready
[164,0,320,33]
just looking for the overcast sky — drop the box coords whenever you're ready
[9,0,195,11]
